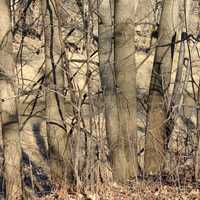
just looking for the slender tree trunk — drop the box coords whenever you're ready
[41,0,72,184]
[167,32,186,136]
[166,0,192,165]
[114,0,139,179]
[144,0,178,175]
[98,0,128,182]
[0,0,23,199]
[195,81,200,181]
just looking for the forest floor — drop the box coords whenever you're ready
[34,178,200,200]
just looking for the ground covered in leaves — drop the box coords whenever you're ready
[34,179,200,200]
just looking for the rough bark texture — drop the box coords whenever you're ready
[98,0,127,182]
[144,0,178,175]
[0,0,23,199]
[114,0,138,180]
[41,0,72,184]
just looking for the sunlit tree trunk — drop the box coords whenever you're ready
[167,0,192,140]
[98,0,128,182]
[114,0,139,179]
[144,0,178,175]
[0,0,23,199]
[41,0,72,184]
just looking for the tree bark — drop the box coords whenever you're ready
[98,0,128,182]
[114,0,139,179]
[41,0,72,184]
[166,0,192,170]
[144,0,178,175]
[0,0,23,199]
[195,81,200,181]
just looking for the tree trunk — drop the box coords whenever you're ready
[0,0,23,199]
[41,0,72,184]
[114,0,139,179]
[195,81,200,181]
[167,0,192,134]
[144,0,178,175]
[98,0,128,182]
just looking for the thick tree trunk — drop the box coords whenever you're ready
[41,0,72,184]
[114,0,139,179]
[98,0,128,182]
[0,0,23,199]
[144,0,178,175]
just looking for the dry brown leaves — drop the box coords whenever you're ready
[33,180,200,200]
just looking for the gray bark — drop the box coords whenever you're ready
[144,0,178,175]
[114,0,139,179]
[98,0,128,182]
[0,0,23,199]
